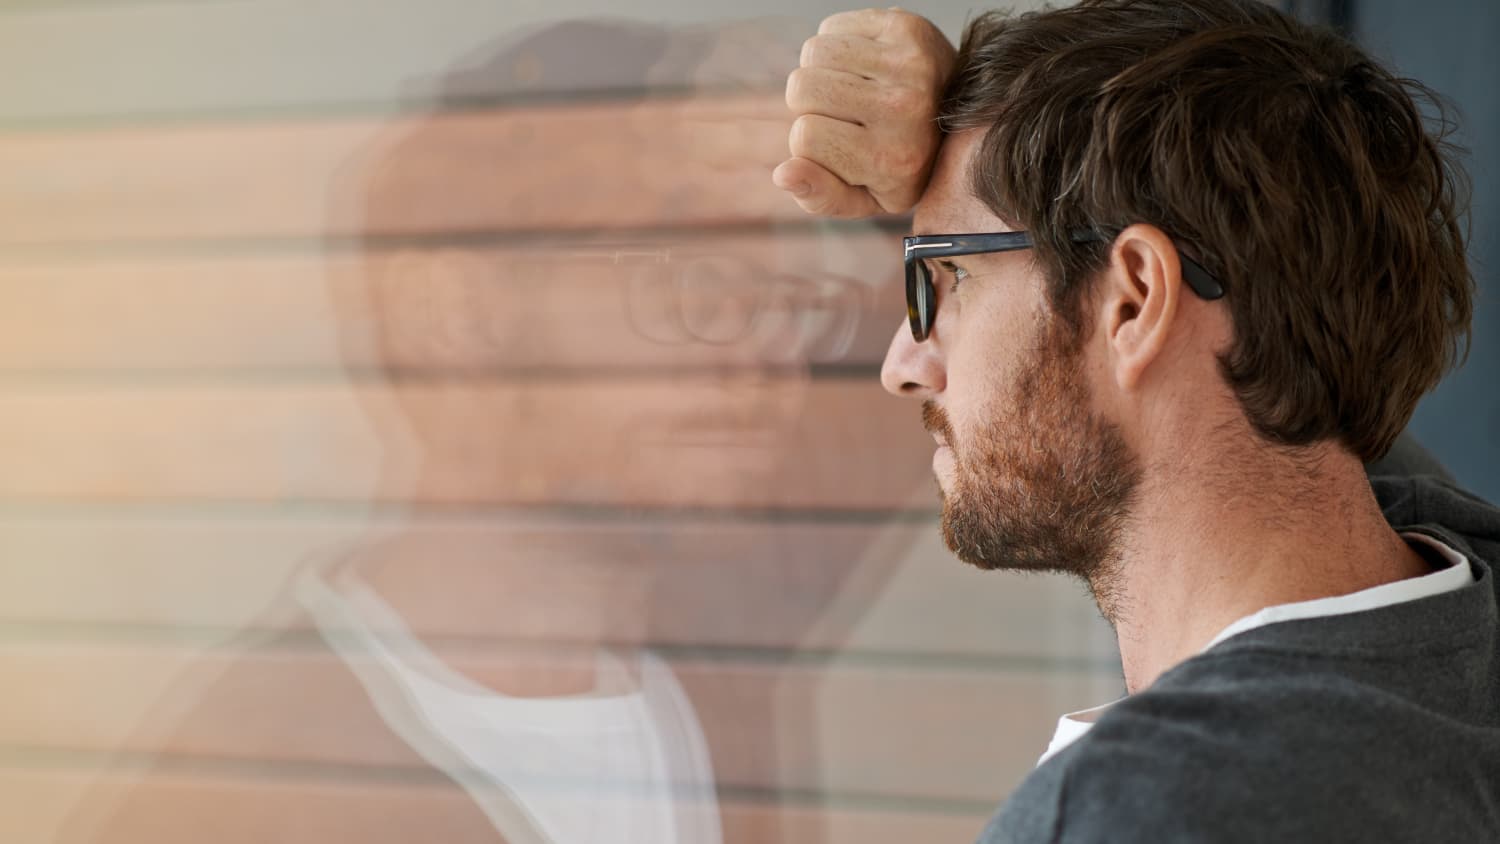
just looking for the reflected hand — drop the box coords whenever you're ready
[773,8,956,218]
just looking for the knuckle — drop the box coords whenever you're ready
[884,10,922,38]
[788,114,817,157]
[800,35,831,68]
[800,35,819,67]
[815,11,847,35]
[785,67,808,108]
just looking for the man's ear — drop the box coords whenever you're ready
[1098,223,1183,391]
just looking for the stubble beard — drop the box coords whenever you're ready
[924,317,1142,622]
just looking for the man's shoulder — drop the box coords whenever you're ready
[1086,647,1492,772]
[975,682,1313,843]
[1062,675,1340,786]
[979,668,1498,843]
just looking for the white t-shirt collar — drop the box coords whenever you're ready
[1036,532,1475,766]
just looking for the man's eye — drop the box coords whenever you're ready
[940,261,968,292]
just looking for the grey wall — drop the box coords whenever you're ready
[0,1,1037,124]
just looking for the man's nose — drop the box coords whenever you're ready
[880,319,945,398]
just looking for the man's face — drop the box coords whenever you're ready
[357,90,905,510]
[881,130,1141,602]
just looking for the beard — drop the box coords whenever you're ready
[923,315,1141,620]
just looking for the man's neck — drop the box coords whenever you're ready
[1103,441,1432,695]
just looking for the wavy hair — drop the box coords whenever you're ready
[939,0,1473,461]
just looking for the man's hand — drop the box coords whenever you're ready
[773,8,956,218]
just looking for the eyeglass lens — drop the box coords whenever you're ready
[907,258,935,342]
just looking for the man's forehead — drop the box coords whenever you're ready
[912,206,982,237]
[911,129,1003,236]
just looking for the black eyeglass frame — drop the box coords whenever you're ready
[903,229,1225,342]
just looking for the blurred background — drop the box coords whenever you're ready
[0,1,1491,842]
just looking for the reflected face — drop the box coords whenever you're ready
[324,21,925,703]
[883,131,1140,597]
[363,91,898,508]
[352,29,910,511]
[370,231,874,506]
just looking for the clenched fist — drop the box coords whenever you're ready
[773,8,956,218]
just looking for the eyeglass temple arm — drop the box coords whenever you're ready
[904,233,1034,261]
[906,231,1225,300]
[1178,255,1225,300]
[1080,229,1226,300]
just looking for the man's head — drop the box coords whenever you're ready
[881,0,1473,600]
[349,19,904,508]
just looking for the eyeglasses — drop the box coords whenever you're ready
[903,230,1226,342]
[383,244,870,364]
[619,247,866,361]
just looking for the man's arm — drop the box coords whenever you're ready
[773,8,956,217]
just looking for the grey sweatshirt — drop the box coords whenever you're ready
[979,474,1500,843]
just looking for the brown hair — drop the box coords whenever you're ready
[939,0,1473,461]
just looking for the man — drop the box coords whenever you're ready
[316,18,914,844]
[776,1,1500,840]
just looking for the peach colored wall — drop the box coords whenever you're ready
[0,6,1118,843]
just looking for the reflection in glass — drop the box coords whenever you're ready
[616,247,866,360]
[299,554,720,844]
[319,16,905,844]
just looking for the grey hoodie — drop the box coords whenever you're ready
[980,471,1500,843]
